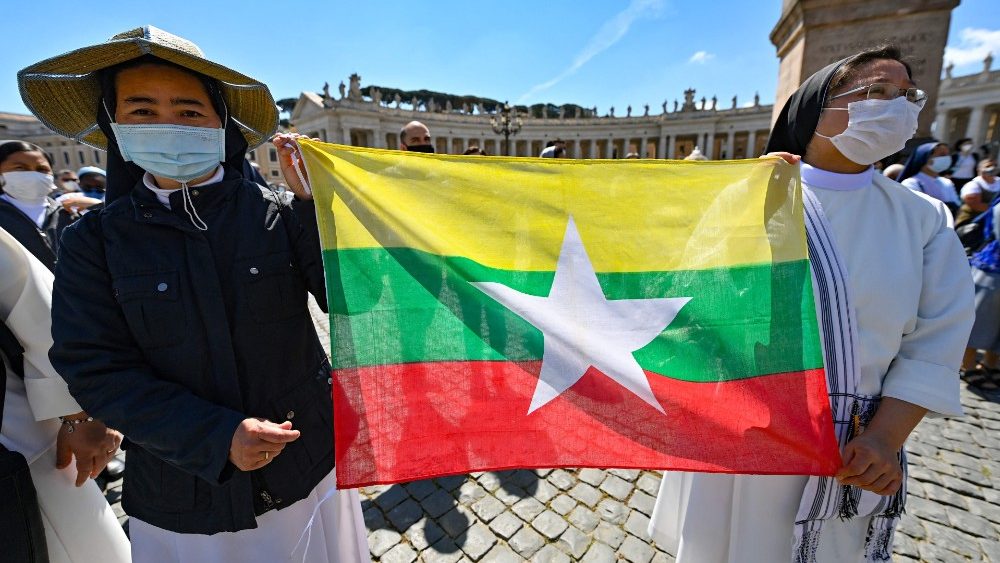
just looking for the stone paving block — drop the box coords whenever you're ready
[478,472,502,492]
[967,497,1000,525]
[424,537,465,563]
[923,481,970,509]
[424,488,460,518]
[381,544,417,563]
[578,468,607,486]
[569,482,602,507]
[597,498,628,524]
[374,485,409,511]
[600,474,633,501]
[471,494,506,522]
[629,490,656,516]
[509,526,546,558]
[594,520,626,548]
[510,469,539,489]
[920,455,957,476]
[620,534,656,563]
[369,528,402,557]
[940,449,990,472]
[651,552,676,563]
[363,505,385,530]
[512,497,546,522]
[636,473,661,496]
[536,469,553,477]
[941,474,986,499]
[625,509,652,539]
[923,520,984,559]
[896,515,926,541]
[440,505,476,538]
[533,509,570,539]
[436,475,468,492]
[456,481,488,504]
[534,480,559,503]
[609,468,641,481]
[387,498,424,530]
[580,542,616,563]
[548,469,576,490]
[461,522,498,561]
[494,484,528,506]
[531,544,571,563]
[550,494,577,515]
[405,517,446,551]
[946,506,997,538]
[480,543,521,563]
[894,533,920,560]
[556,524,591,559]
[979,537,1000,563]
[568,505,601,532]
[906,496,949,526]
[405,478,439,501]
[488,510,523,539]
[908,465,938,483]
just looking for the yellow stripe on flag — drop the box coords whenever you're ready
[299,140,805,273]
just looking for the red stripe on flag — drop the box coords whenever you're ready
[333,361,840,488]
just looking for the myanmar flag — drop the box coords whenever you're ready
[298,140,840,489]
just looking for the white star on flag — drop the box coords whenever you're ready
[472,217,692,414]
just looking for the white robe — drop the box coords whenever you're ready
[0,227,131,563]
[648,164,974,563]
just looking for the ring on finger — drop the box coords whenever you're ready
[263,451,270,462]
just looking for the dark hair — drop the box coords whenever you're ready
[954,137,973,150]
[0,140,51,166]
[826,45,912,100]
[97,54,226,123]
[463,146,481,155]
[553,146,566,158]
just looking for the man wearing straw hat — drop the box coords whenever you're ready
[20,26,368,562]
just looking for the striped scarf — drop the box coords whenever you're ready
[793,187,906,563]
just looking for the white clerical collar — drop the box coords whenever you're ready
[142,166,224,209]
[800,162,874,191]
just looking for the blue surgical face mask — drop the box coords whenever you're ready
[110,122,226,182]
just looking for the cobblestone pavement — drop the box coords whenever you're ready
[103,302,1000,562]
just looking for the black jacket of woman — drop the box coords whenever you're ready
[48,96,332,534]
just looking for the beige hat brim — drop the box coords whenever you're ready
[18,33,277,150]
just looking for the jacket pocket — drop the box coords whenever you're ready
[126,449,211,514]
[269,375,333,472]
[113,271,185,349]
[236,252,308,324]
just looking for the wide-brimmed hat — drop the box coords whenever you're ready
[18,26,277,150]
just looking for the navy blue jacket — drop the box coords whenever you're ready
[49,169,333,534]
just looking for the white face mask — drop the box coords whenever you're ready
[1,171,55,204]
[929,155,952,173]
[815,96,923,165]
[961,143,973,153]
[60,180,80,192]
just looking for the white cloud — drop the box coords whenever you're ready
[688,51,715,64]
[517,0,665,103]
[944,27,1000,69]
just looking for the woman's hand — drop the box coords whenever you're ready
[272,133,319,201]
[835,432,903,495]
[55,412,122,487]
[228,417,300,472]
[762,151,801,165]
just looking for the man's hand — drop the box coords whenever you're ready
[835,432,903,496]
[272,133,319,201]
[228,418,300,472]
[55,412,122,487]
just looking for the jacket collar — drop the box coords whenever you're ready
[130,167,244,231]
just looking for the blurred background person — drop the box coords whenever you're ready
[883,163,905,181]
[54,169,79,195]
[899,141,960,214]
[956,160,999,225]
[950,137,981,192]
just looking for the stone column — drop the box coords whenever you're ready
[968,106,986,145]
[725,132,735,160]
[747,131,758,157]
[659,136,668,159]
[606,139,615,159]
[933,109,949,140]
[667,136,676,159]
[705,133,715,159]
[770,0,959,136]
[573,141,581,159]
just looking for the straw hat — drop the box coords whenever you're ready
[18,26,277,150]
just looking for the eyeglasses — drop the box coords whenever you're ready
[829,82,927,106]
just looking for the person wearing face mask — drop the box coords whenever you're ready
[0,141,72,271]
[649,45,974,563]
[399,120,435,152]
[950,137,980,191]
[54,169,79,194]
[956,159,1000,225]
[898,142,961,213]
[20,26,368,562]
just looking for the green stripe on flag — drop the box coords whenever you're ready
[325,248,823,382]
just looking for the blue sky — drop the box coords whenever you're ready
[1,0,997,117]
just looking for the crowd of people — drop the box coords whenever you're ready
[0,24,988,563]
